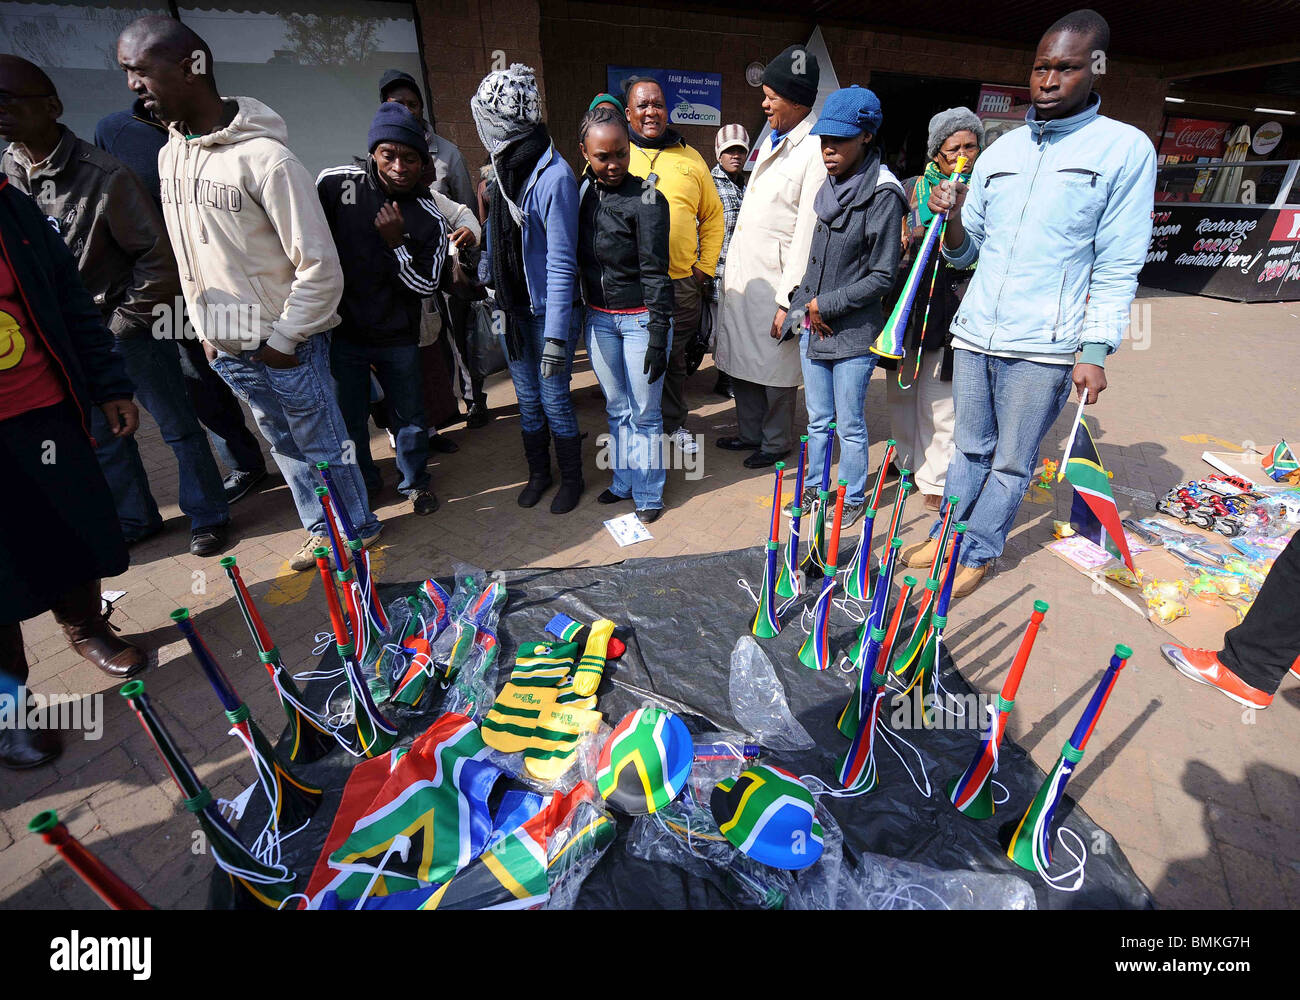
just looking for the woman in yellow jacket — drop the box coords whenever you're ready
[623,76,723,457]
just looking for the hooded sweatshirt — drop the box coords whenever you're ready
[158,96,343,356]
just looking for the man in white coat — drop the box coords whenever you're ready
[714,44,823,468]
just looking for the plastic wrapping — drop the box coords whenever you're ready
[729,636,815,752]
[626,792,736,877]
[256,551,1153,912]
[544,792,617,910]
[785,799,845,910]
[834,852,1038,910]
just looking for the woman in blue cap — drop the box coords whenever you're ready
[783,85,907,529]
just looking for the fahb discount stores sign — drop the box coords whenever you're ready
[608,66,723,127]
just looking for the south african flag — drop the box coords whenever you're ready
[327,714,499,893]
[1060,415,1135,572]
[1263,440,1298,482]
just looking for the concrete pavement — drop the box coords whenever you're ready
[2,287,1297,909]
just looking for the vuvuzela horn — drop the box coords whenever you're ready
[870,156,969,360]
[28,810,151,910]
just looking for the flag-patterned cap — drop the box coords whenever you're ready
[595,707,693,815]
[711,764,824,870]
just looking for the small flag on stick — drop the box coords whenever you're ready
[1058,399,1135,573]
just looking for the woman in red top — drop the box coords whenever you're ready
[0,176,146,770]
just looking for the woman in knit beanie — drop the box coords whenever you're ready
[886,106,983,519]
[471,64,587,514]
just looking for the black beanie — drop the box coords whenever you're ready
[762,44,820,107]
[368,103,430,162]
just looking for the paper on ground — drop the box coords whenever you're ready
[604,512,652,547]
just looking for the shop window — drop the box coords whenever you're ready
[0,1,170,142]
[177,1,424,176]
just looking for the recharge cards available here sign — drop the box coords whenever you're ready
[607,66,722,127]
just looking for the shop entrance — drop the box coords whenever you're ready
[869,71,983,183]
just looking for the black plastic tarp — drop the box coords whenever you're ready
[235,547,1152,910]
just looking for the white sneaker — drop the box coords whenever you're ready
[668,427,698,454]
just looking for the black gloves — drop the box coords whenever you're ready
[540,337,568,379]
[643,325,668,384]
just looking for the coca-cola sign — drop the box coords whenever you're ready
[1161,117,1231,159]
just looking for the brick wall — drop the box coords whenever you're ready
[414,0,546,175]
[540,1,810,172]
[536,3,1166,176]
[416,0,1169,189]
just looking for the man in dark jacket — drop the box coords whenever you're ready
[0,174,147,768]
[0,54,231,557]
[317,104,447,515]
[379,68,488,430]
[95,96,269,504]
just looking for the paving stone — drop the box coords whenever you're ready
[1218,842,1290,910]
[3,291,1297,909]
[1208,802,1300,864]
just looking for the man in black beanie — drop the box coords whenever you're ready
[317,104,448,516]
[715,44,824,468]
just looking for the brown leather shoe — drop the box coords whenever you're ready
[923,493,943,512]
[900,537,939,568]
[951,563,988,598]
[61,614,147,678]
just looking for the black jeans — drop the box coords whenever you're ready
[1219,530,1300,694]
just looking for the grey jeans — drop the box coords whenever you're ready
[732,376,797,457]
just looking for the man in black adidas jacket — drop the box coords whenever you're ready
[317,104,447,515]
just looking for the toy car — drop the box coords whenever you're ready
[1203,473,1253,494]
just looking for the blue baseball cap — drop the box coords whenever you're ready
[811,85,883,138]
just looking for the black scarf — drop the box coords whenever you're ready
[629,125,684,150]
[489,123,551,359]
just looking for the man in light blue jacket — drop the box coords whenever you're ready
[905,8,1155,597]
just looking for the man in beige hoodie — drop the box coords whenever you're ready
[117,16,380,570]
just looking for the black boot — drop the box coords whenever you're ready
[467,379,490,429]
[550,433,585,514]
[518,428,553,508]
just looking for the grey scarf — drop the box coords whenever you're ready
[813,150,878,223]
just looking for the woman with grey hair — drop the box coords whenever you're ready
[885,107,983,515]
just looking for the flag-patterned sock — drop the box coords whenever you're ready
[481,682,561,753]
[573,619,615,697]
[509,640,580,688]
[522,703,604,781]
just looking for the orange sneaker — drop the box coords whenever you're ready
[1160,644,1272,709]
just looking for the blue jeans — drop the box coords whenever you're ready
[800,337,877,507]
[90,405,162,541]
[117,334,230,532]
[330,337,430,495]
[177,335,266,476]
[933,349,1074,567]
[210,332,380,538]
[586,309,671,508]
[505,310,580,437]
